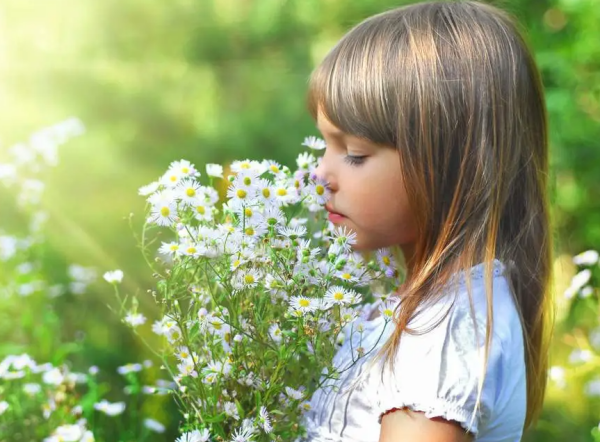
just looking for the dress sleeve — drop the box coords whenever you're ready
[375,296,504,436]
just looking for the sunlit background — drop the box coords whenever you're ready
[1,0,599,440]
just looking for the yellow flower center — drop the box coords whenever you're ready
[170,244,179,251]
[244,177,251,185]
[334,292,344,301]
[342,273,352,280]
[186,188,196,197]
[316,185,325,196]
[212,321,222,330]
[187,247,197,254]
[182,167,189,174]
[169,175,177,182]
[236,189,247,199]
[245,208,253,217]
[277,188,287,196]
[244,274,255,284]
[245,227,255,236]
[241,162,251,169]
[160,207,170,216]
[270,165,280,173]
[233,259,240,267]
[299,299,310,308]
[196,206,206,214]
[383,256,391,266]
[294,180,301,189]
[384,308,393,317]
[262,188,271,198]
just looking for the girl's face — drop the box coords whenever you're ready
[314,110,417,256]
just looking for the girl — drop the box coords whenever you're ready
[304,1,553,441]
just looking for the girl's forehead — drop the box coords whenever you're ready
[316,110,345,138]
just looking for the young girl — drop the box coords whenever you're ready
[303,1,553,441]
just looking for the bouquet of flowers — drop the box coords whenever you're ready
[115,138,402,441]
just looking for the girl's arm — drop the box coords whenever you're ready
[379,408,474,442]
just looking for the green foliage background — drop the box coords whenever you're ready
[1,0,599,440]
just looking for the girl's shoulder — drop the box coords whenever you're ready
[371,260,526,436]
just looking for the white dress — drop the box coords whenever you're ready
[302,260,526,442]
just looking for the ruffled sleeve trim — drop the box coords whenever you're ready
[378,399,480,436]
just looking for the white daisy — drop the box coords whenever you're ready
[230,426,254,442]
[235,169,261,190]
[227,182,256,206]
[263,160,285,177]
[193,204,214,222]
[324,286,357,306]
[278,225,307,240]
[138,181,160,196]
[231,159,264,173]
[269,323,283,343]
[379,298,398,321]
[176,429,210,442]
[301,136,326,150]
[272,183,297,205]
[206,163,224,178]
[297,152,317,170]
[306,177,330,205]
[263,206,285,227]
[147,201,177,227]
[258,406,273,433]
[376,248,396,270]
[224,401,240,420]
[176,179,203,206]
[289,296,319,314]
[158,241,180,256]
[330,226,358,254]
[169,159,199,178]
[254,178,276,204]
[284,386,304,400]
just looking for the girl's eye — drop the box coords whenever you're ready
[344,155,367,166]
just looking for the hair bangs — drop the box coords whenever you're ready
[307,17,401,147]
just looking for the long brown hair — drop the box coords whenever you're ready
[307,0,553,431]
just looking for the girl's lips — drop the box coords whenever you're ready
[325,204,345,222]
[328,212,345,223]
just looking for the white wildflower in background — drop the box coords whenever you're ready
[44,424,84,442]
[124,312,147,327]
[117,363,143,375]
[42,368,64,386]
[301,136,326,150]
[23,383,42,396]
[258,406,272,433]
[103,270,124,284]
[0,401,8,415]
[568,349,592,365]
[573,250,599,266]
[564,269,592,299]
[143,418,166,433]
[93,400,126,416]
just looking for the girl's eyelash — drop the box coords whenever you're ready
[344,155,367,166]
